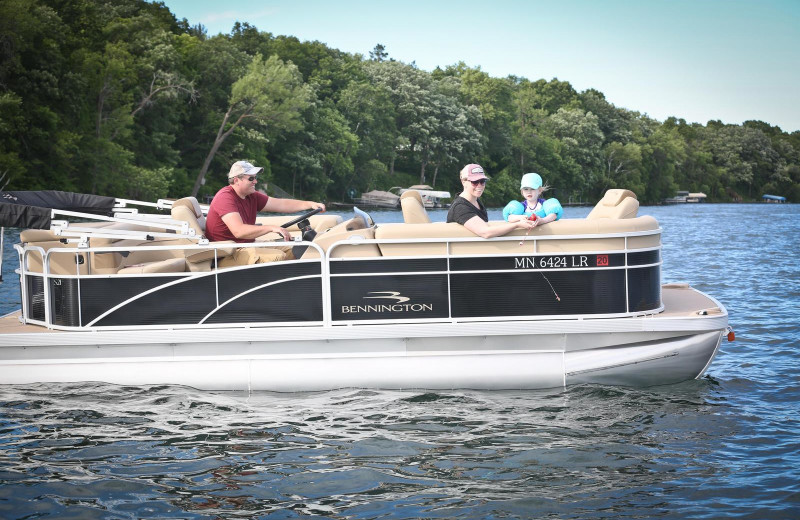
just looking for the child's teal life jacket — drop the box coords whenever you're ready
[503,198,563,221]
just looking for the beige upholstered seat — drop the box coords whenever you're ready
[217,247,287,268]
[117,257,187,275]
[587,189,639,219]
[170,197,242,267]
[300,220,381,259]
[22,238,119,275]
[400,190,431,224]
[171,197,206,236]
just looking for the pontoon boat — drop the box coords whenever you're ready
[0,189,730,391]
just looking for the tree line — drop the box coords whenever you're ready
[2,0,798,206]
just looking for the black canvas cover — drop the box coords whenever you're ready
[0,203,52,229]
[0,191,116,229]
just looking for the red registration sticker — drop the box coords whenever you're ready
[596,254,609,266]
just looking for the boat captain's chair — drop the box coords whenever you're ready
[171,197,206,236]
[400,190,431,224]
[587,189,639,219]
[169,196,241,270]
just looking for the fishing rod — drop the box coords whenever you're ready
[517,213,560,301]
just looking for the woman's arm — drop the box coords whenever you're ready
[463,215,535,238]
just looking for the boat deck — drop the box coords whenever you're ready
[659,284,723,317]
[0,311,50,334]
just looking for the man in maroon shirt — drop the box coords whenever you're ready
[205,161,325,243]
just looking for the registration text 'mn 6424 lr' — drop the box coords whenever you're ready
[514,255,597,270]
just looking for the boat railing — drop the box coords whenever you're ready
[329,228,662,248]
[13,224,663,331]
[45,207,202,243]
[325,228,663,326]
[114,197,210,215]
[15,240,327,330]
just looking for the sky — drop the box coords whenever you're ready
[156,0,800,132]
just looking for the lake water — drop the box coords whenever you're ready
[1,203,799,519]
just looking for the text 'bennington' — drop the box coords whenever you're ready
[341,303,433,314]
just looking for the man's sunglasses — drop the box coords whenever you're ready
[239,175,258,182]
[469,178,487,186]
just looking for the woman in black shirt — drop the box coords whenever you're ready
[447,164,537,238]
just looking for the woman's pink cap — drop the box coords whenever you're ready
[460,164,488,181]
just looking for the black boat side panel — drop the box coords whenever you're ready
[330,274,450,321]
[216,262,321,303]
[627,265,661,312]
[206,276,323,324]
[74,262,324,326]
[451,270,628,317]
[83,275,215,326]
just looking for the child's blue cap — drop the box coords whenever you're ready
[521,173,542,189]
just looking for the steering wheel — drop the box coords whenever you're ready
[280,207,323,229]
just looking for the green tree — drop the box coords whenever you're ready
[639,124,686,203]
[0,92,26,185]
[541,107,604,197]
[191,53,312,196]
[443,63,513,171]
[172,35,248,196]
[313,104,359,200]
[525,78,580,114]
[369,43,388,62]
[0,0,79,190]
[579,89,634,145]
[336,79,398,192]
[415,76,484,186]
[601,141,645,196]
[363,60,433,175]
[511,79,550,172]
[365,61,484,186]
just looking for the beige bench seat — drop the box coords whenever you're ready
[587,189,639,219]
[117,257,187,275]
[374,216,660,256]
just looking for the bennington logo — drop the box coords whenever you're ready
[341,291,433,314]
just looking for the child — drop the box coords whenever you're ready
[502,172,563,225]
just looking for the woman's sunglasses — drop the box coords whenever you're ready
[469,179,487,186]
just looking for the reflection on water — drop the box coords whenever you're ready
[1,203,800,519]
